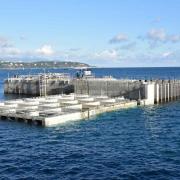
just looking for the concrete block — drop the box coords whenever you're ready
[60,100,79,106]
[82,101,100,109]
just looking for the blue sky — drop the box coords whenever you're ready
[0,0,180,67]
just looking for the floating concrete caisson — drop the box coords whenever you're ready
[0,94,138,127]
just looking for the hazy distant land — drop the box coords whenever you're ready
[0,60,90,69]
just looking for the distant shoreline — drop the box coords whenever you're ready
[0,67,92,70]
[0,60,91,69]
[0,66,180,70]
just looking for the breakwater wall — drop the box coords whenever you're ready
[4,74,74,96]
[2,78,180,127]
[73,79,180,104]
[4,74,180,104]
[73,78,145,100]
[154,80,180,103]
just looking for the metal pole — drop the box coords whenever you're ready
[43,68,47,97]
[39,75,41,96]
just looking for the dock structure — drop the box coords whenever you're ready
[4,72,180,103]
[4,73,74,96]
[2,78,180,127]
[154,80,180,103]
[74,78,180,104]
[73,77,145,99]
[4,73,180,102]
[0,94,137,127]
[3,70,180,127]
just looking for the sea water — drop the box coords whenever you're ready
[0,67,180,179]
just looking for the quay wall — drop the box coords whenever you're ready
[4,77,180,104]
[73,79,145,100]
[154,80,180,103]
[4,79,74,96]
[74,79,180,104]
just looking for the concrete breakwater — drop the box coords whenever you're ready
[154,80,180,103]
[73,78,145,99]
[4,73,180,104]
[2,75,180,126]
[74,79,180,104]
[4,74,145,99]
[0,94,137,127]
[4,73,74,96]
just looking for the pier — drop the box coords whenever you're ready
[2,71,180,127]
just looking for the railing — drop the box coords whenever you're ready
[7,73,71,82]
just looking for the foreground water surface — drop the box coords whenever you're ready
[0,67,180,179]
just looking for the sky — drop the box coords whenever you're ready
[0,0,180,67]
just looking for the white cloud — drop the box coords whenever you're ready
[109,33,128,43]
[0,36,21,56]
[168,35,180,43]
[147,29,166,42]
[0,36,13,48]
[0,48,21,56]
[120,42,136,50]
[94,49,119,60]
[36,44,54,56]
[0,37,55,58]
[147,28,180,43]
[162,51,173,58]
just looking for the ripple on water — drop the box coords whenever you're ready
[0,102,180,179]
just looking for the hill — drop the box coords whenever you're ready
[0,60,90,69]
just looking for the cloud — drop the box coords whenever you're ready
[69,48,81,51]
[162,51,173,58]
[147,29,166,42]
[146,28,180,43]
[0,37,55,58]
[36,44,54,56]
[168,35,180,43]
[19,35,26,40]
[94,49,119,60]
[0,36,21,56]
[0,47,21,55]
[120,42,136,50]
[0,36,13,48]
[109,33,128,43]
[0,36,87,62]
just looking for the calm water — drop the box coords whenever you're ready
[0,67,180,179]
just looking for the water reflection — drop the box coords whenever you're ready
[143,105,162,138]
